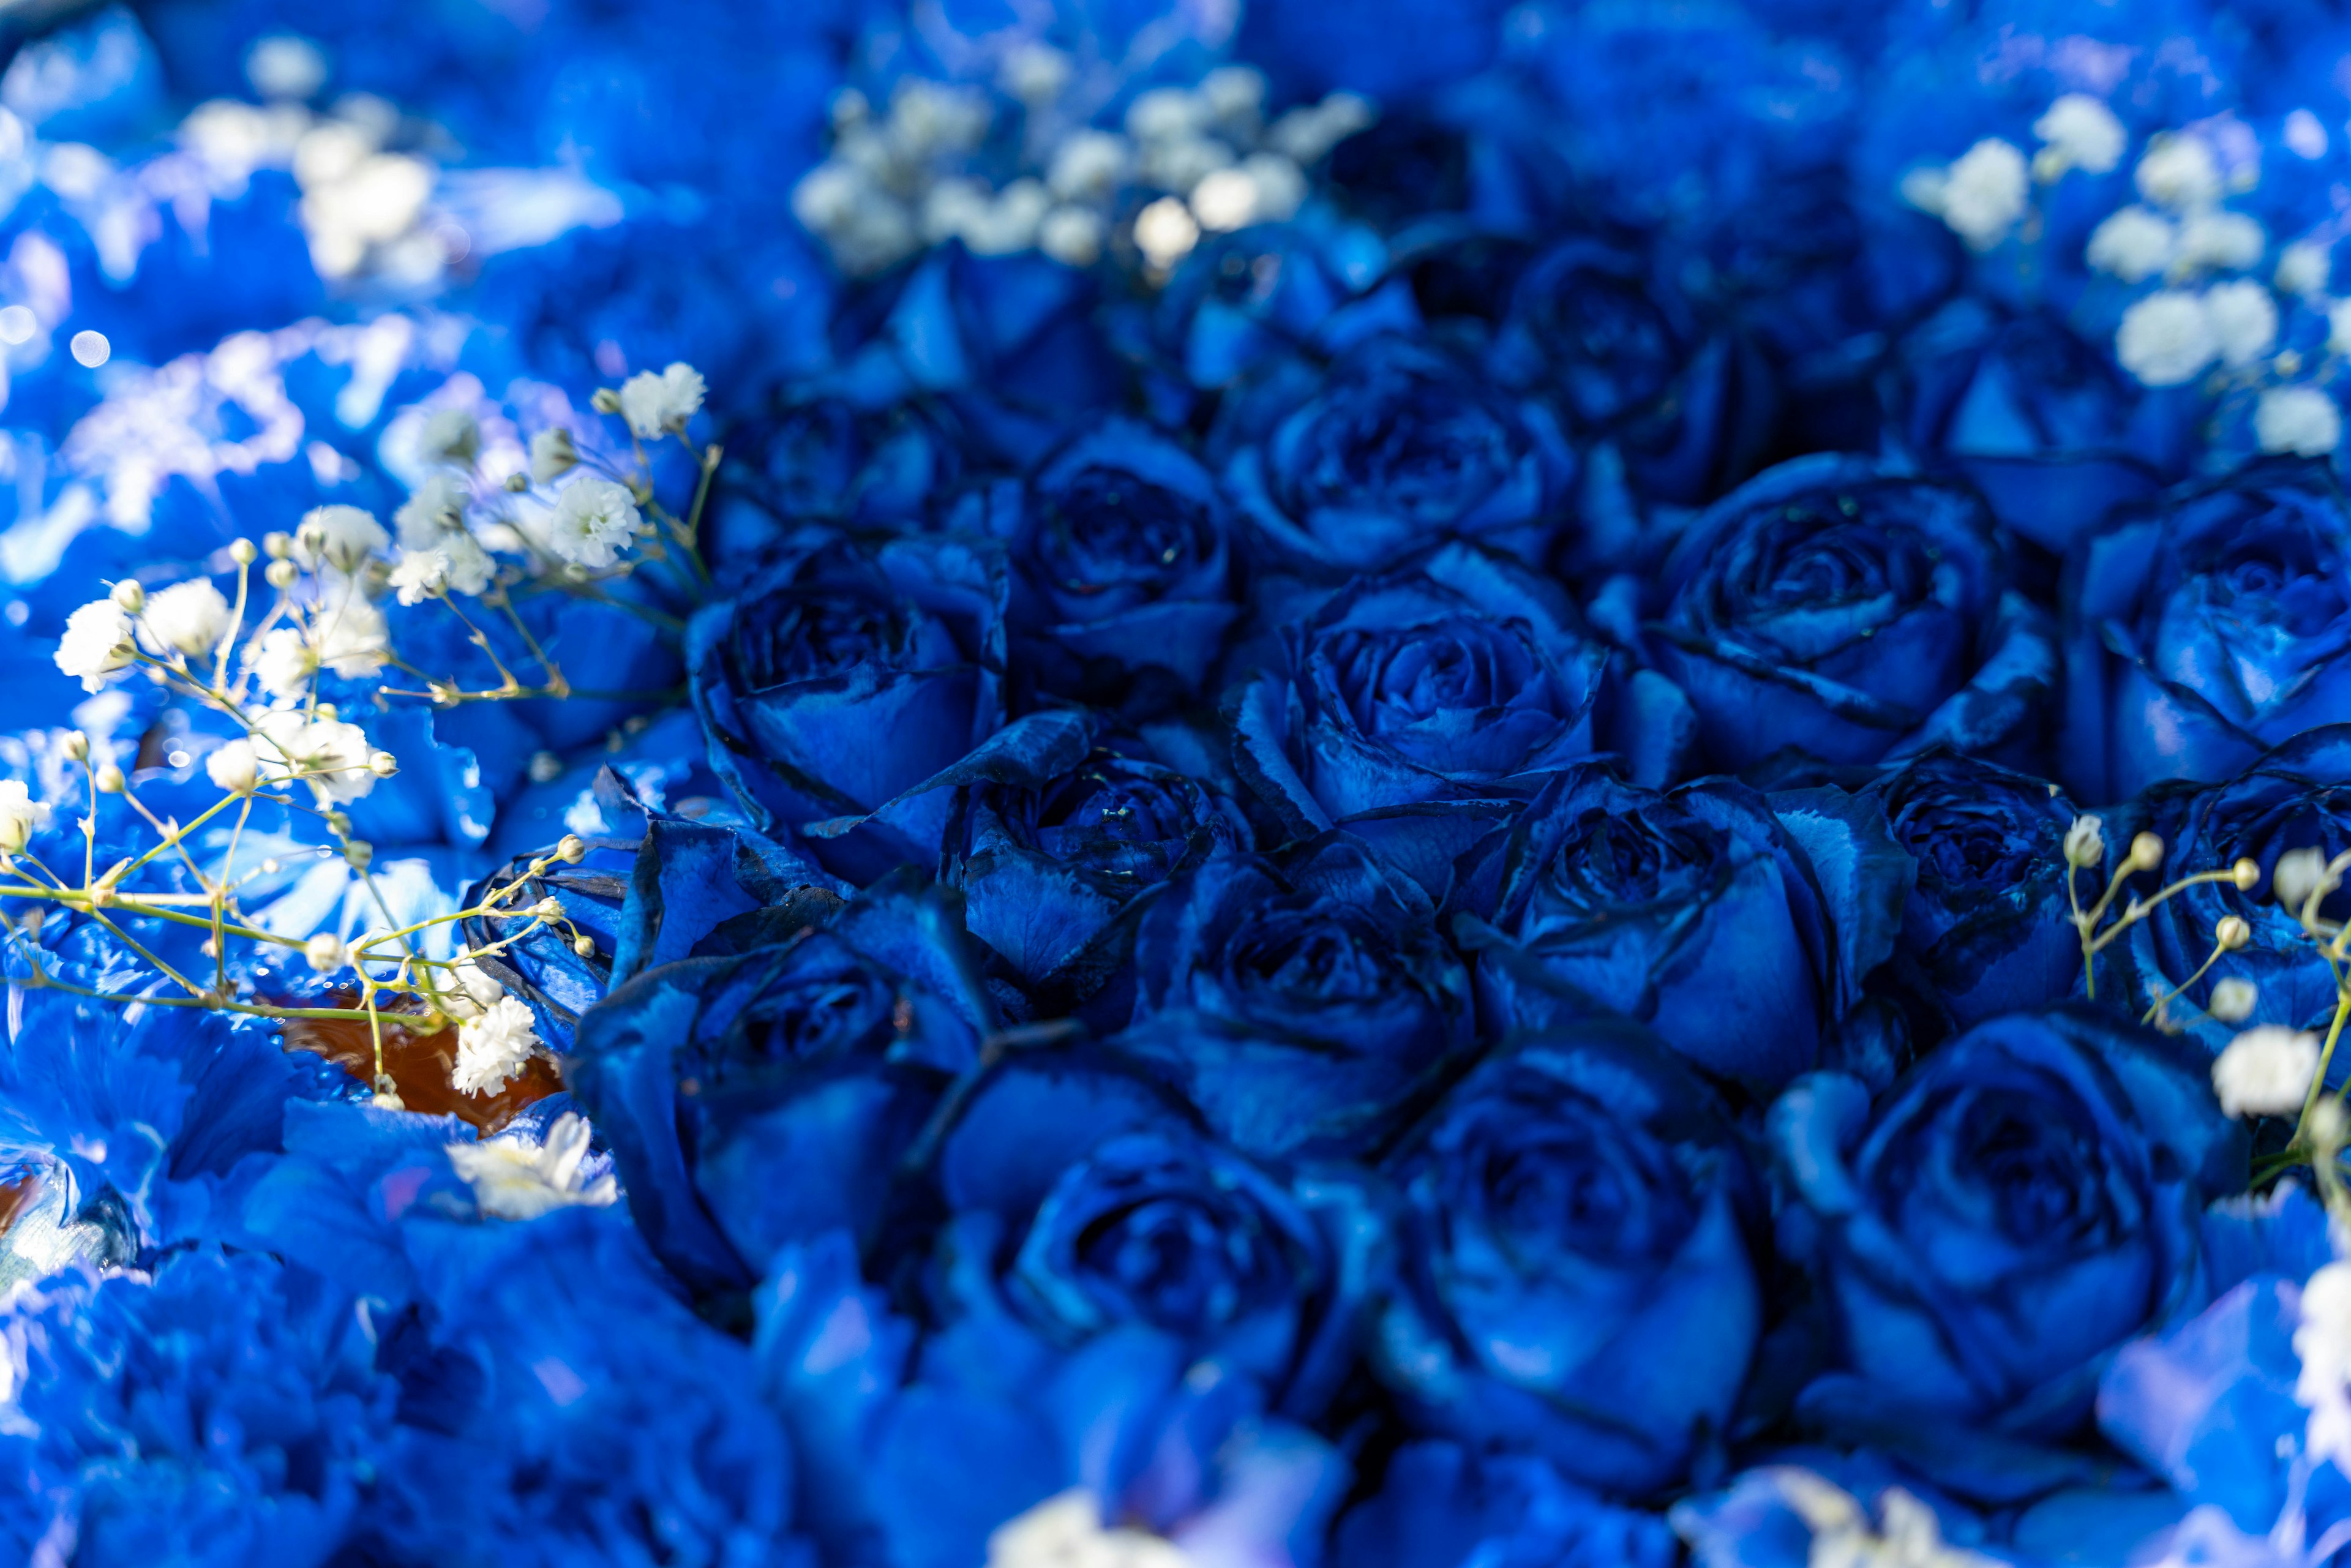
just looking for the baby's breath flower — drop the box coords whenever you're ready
[2115,290,2216,386]
[303,932,345,974]
[204,740,259,794]
[309,592,391,678]
[2085,206,2174,282]
[388,548,450,606]
[2255,386,2343,457]
[417,407,480,468]
[2208,977,2259,1024]
[54,599,137,692]
[545,476,642,569]
[2212,1026,2320,1117]
[2204,278,2278,366]
[394,472,468,550]
[0,779,51,855]
[254,710,378,803]
[444,1113,617,1220]
[528,426,579,483]
[616,361,705,439]
[452,995,540,1096]
[2174,209,2264,274]
[291,503,389,576]
[136,579,231,659]
[1932,138,2030,250]
[252,626,313,702]
[2033,94,2125,175]
[2136,135,2221,211]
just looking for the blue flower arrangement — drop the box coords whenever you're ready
[12,0,2351,1563]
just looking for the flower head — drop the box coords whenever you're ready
[254,710,378,803]
[2255,386,2342,457]
[54,599,137,692]
[2086,207,2174,282]
[616,361,705,439]
[528,426,578,482]
[453,994,540,1096]
[544,476,641,568]
[0,779,50,855]
[394,471,468,550]
[135,578,231,659]
[444,1112,616,1219]
[291,503,389,576]
[309,592,391,678]
[2211,1025,2319,1116]
[2116,291,2216,386]
[2034,94,2125,175]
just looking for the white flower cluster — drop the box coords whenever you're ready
[444,1112,617,1221]
[2299,1262,2351,1474]
[791,53,1372,278]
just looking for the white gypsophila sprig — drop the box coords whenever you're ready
[528,426,579,483]
[2205,278,2279,366]
[1906,138,2029,251]
[2116,291,2218,386]
[2257,386,2344,457]
[2213,1026,2322,1117]
[452,994,540,1096]
[394,471,469,550]
[307,590,392,679]
[252,709,382,804]
[135,579,231,661]
[445,1112,617,1221]
[2033,94,2126,176]
[291,503,389,576]
[544,476,642,569]
[2087,207,2176,283]
[53,599,137,692]
[0,780,51,856]
[2137,135,2224,212]
[617,362,705,440]
[2210,977,2261,1024]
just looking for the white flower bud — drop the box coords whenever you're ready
[304,932,345,974]
[367,750,397,777]
[204,740,259,794]
[2129,831,2165,872]
[555,833,586,863]
[228,538,258,566]
[2275,847,2338,915]
[109,579,145,613]
[92,764,125,795]
[2208,977,2258,1023]
[2063,815,2105,868]
[2215,915,2253,950]
[528,426,579,483]
[61,731,89,763]
[2212,1025,2320,1117]
[0,779,50,856]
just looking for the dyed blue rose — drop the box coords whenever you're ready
[1113,836,1475,1160]
[1219,335,1577,577]
[688,528,1095,882]
[1457,763,1911,1090]
[566,876,993,1291]
[1138,216,1412,396]
[1008,419,1241,714]
[1229,543,1687,855]
[1332,1442,1678,1568]
[1489,238,1774,506]
[1897,302,2175,554]
[2062,460,2351,803]
[944,746,1248,1009]
[0,1248,397,1568]
[1370,1022,1765,1495]
[1861,749,2083,1027]
[910,1051,1371,1419]
[1649,455,2053,772]
[1773,1007,2243,1485]
[2096,727,2351,1054]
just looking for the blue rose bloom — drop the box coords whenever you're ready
[1218,334,1577,578]
[1861,749,2084,1027]
[566,876,994,1291]
[1230,543,1678,855]
[944,746,1249,1010]
[1897,302,2178,555]
[2062,460,2351,803]
[2096,728,2351,1054]
[1456,763,1911,1091]
[688,528,1095,882]
[1114,836,1475,1161]
[1370,1022,1766,1495]
[1008,419,1242,715]
[0,1249,397,1568]
[1332,1442,1678,1568]
[1488,238,1775,506]
[908,1051,1371,1420]
[1138,215,1411,395]
[1772,1007,2244,1486]
[1649,455,2053,773]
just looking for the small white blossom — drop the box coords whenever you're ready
[528,426,578,483]
[1000,42,1071,105]
[253,710,378,802]
[2255,386,2342,457]
[985,1490,1191,1568]
[2212,1026,2320,1117]
[291,503,389,576]
[1039,206,1107,267]
[2276,846,2340,917]
[0,779,50,855]
[1047,129,1130,203]
[309,593,391,678]
[2115,290,2216,386]
[2299,1262,2351,1473]
[2033,94,2126,175]
[2287,108,2331,160]
[545,477,642,569]
[2278,238,2331,297]
[1938,138,2031,250]
[2174,209,2265,274]
[445,1113,618,1221]
[304,932,345,974]
[136,579,231,659]
[251,626,313,702]
[2136,135,2222,211]
[2063,814,2105,868]
[438,531,493,596]
[452,994,540,1096]
[394,472,468,550]
[54,599,138,692]
[2085,206,2174,282]
[417,407,480,469]
[388,548,449,606]
[1127,86,1207,143]
[616,361,705,439]
[204,740,258,794]
[442,952,504,1020]
[2205,278,2279,366]
[1134,196,1201,268]
[2208,977,2259,1024]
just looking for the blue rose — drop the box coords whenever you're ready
[2062,460,2351,803]
[2097,727,2351,1052]
[1139,216,1412,394]
[566,876,995,1291]
[1218,335,1577,577]
[711,394,973,561]
[1649,455,2054,772]
[1457,763,1911,1090]
[1773,1007,2244,1481]
[1113,836,1475,1161]
[1897,302,2175,555]
[910,1051,1371,1418]
[1229,543,1679,853]
[1332,1442,1678,1568]
[688,528,1095,882]
[1861,748,2084,1028]
[944,746,1249,1009]
[1488,238,1775,506]
[1008,419,1242,714]
[1369,1022,1766,1495]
